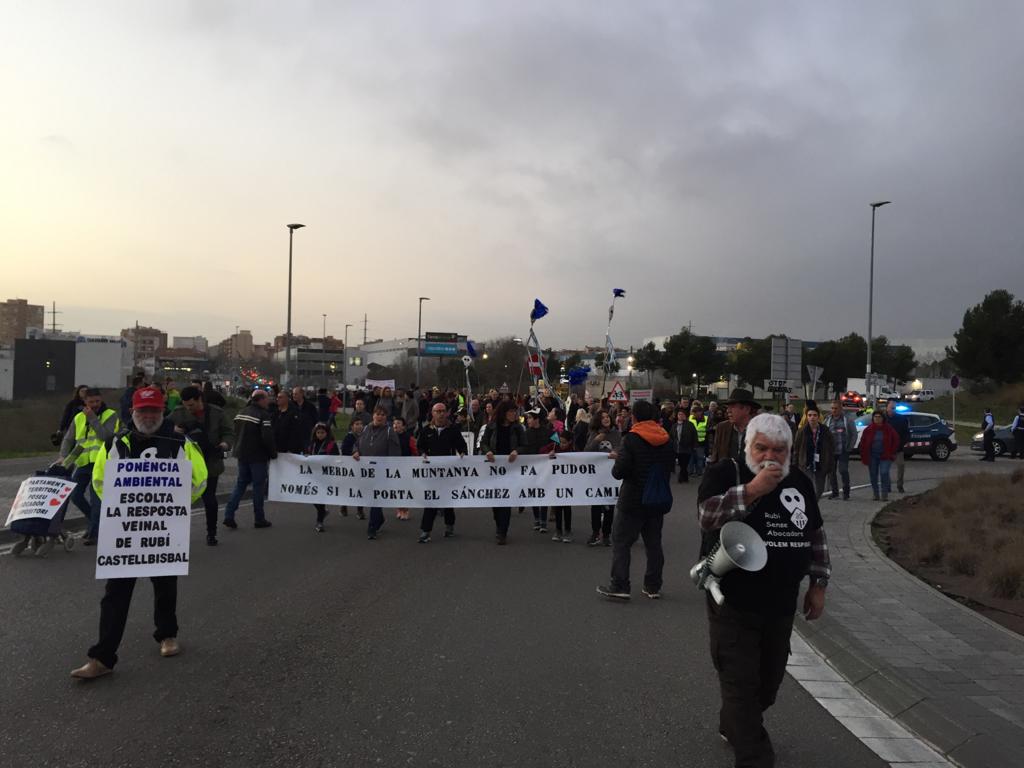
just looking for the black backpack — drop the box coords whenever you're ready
[641,461,673,513]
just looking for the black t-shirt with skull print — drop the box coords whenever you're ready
[700,459,823,617]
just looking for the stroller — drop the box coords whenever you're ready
[11,460,77,558]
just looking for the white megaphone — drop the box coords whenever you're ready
[689,521,768,606]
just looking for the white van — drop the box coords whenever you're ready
[909,389,935,402]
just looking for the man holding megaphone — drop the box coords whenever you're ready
[697,412,831,768]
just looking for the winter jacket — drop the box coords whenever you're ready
[611,421,675,516]
[418,425,469,457]
[169,403,233,476]
[306,438,339,457]
[356,423,401,457]
[483,421,527,455]
[233,402,278,463]
[272,403,305,453]
[887,412,911,449]
[793,424,835,473]
[669,419,699,455]
[859,422,900,464]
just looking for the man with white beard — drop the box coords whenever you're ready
[70,387,208,680]
[697,413,831,768]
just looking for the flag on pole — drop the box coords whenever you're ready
[530,299,549,323]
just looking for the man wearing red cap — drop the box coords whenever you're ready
[71,386,208,680]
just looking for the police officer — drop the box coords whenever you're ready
[1011,405,1024,459]
[70,386,207,680]
[60,388,120,545]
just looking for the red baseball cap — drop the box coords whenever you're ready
[132,386,166,411]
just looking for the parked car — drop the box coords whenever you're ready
[853,410,957,461]
[877,389,902,402]
[970,425,1014,457]
[908,389,936,402]
[840,391,866,410]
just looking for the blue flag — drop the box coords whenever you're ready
[612,288,626,298]
[530,299,549,322]
[466,339,478,358]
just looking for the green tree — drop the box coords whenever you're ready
[947,290,1024,384]
[662,328,721,392]
[726,336,772,389]
[633,342,665,387]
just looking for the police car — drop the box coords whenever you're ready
[853,405,957,461]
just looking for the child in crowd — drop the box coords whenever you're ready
[306,422,339,532]
[340,419,364,519]
[393,416,417,520]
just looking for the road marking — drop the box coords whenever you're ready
[788,633,952,766]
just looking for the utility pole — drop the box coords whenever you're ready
[321,313,327,389]
[363,313,368,345]
[867,200,891,398]
[47,301,61,334]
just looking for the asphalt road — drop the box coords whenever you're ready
[0,451,957,768]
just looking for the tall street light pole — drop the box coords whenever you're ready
[417,296,430,388]
[867,201,891,394]
[285,223,305,386]
[343,323,353,408]
[321,313,327,389]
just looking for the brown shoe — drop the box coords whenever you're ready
[159,638,180,657]
[70,659,112,680]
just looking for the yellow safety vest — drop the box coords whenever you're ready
[690,415,708,443]
[72,409,120,467]
[92,434,208,503]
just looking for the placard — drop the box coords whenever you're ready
[6,476,78,526]
[95,458,192,579]
[269,454,621,509]
[630,388,653,403]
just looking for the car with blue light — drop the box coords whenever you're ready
[852,405,957,461]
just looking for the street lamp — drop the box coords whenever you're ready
[321,313,327,389]
[417,296,430,387]
[285,223,305,386]
[344,323,353,408]
[867,201,891,394]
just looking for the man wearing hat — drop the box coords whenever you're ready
[71,387,208,679]
[710,389,761,464]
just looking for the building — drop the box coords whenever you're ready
[171,335,208,353]
[272,343,346,386]
[156,348,211,381]
[9,336,134,399]
[213,329,254,361]
[0,298,45,344]
[121,326,167,357]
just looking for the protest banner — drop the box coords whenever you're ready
[629,388,653,403]
[95,458,192,579]
[6,475,78,526]
[364,378,396,391]
[269,453,620,509]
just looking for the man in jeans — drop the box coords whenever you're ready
[886,399,911,492]
[824,400,858,500]
[223,390,277,529]
[353,406,401,539]
[597,400,675,600]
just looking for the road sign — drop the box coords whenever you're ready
[950,375,960,390]
[423,332,459,356]
[770,337,802,382]
[763,378,793,394]
[806,364,823,384]
[608,381,628,402]
[629,388,652,403]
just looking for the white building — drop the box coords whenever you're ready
[172,335,209,353]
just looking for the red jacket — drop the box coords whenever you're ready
[859,422,900,464]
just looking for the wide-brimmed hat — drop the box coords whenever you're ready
[721,388,761,409]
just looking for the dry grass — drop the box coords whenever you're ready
[884,472,1024,601]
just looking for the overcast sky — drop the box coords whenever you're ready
[3,1,1022,350]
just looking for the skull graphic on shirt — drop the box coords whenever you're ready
[780,488,808,530]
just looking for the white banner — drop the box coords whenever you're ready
[364,378,396,391]
[6,475,78,526]
[95,458,192,579]
[268,453,620,509]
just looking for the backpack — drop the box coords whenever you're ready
[641,460,673,512]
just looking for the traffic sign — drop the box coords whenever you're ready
[763,378,793,394]
[608,381,628,402]
[950,375,960,390]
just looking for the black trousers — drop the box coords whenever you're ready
[707,600,795,768]
[675,452,690,482]
[202,473,220,536]
[983,430,996,460]
[609,511,664,593]
[88,576,178,669]
[1011,432,1024,458]
[421,507,455,532]
[492,507,511,535]
[590,505,614,536]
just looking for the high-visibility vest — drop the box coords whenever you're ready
[71,409,120,467]
[690,415,708,443]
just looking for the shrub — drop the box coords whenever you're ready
[988,565,1023,599]
[946,546,980,576]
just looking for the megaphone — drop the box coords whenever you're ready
[689,521,768,606]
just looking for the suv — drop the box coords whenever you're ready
[853,410,957,461]
[840,391,866,410]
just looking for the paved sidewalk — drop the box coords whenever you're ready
[796,462,1024,768]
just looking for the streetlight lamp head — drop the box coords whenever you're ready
[870,201,891,209]
[287,223,306,230]
[419,296,431,302]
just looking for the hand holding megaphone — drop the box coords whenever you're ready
[690,521,768,606]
